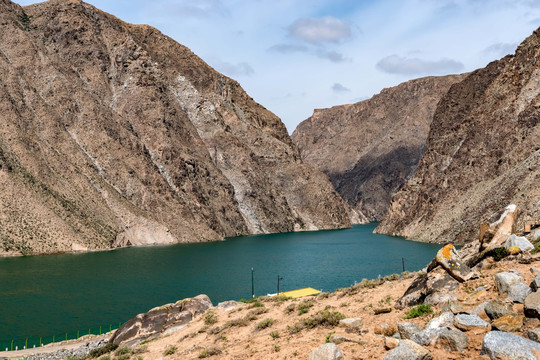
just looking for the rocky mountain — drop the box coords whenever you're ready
[376,27,540,244]
[0,0,352,255]
[292,75,465,221]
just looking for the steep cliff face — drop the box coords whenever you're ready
[0,0,351,255]
[291,75,464,221]
[376,28,540,244]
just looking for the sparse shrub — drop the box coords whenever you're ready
[487,247,508,261]
[318,292,330,299]
[256,318,274,330]
[132,345,148,354]
[248,301,264,308]
[375,324,397,336]
[294,310,345,331]
[163,345,177,356]
[89,343,118,358]
[273,344,280,352]
[115,347,132,356]
[238,297,259,304]
[198,346,222,358]
[138,338,157,345]
[98,356,110,360]
[270,331,280,339]
[285,303,296,313]
[297,300,313,315]
[383,273,400,281]
[205,310,218,325]
[136,356,143,360]
[325,331,335,343]
[404,304,433,319]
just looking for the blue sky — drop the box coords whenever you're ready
[15,0,540,132]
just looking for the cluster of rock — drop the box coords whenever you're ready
[26,338,109,360]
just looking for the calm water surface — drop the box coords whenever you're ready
[0,224,440,348]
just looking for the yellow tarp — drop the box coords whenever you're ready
[278,287,321,299]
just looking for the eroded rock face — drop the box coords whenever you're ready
[110,295,212,345]
[376,28,540,244]
[292,75,464,222]
[0,0,351,255]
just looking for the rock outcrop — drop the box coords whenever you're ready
[110,295,212,345]
[376,27,540,244]
[291,75,464,221]
[0,0,351,255]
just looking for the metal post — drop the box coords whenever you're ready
[251,267,254,298]
[402,257,405,272]
[277,275,283,295]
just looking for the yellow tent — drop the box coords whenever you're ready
[278,287,321,299]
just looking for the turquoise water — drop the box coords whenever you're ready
[0,224,440,349]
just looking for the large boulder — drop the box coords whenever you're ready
[453,314,489,332]
[308,343,345,360]
[396,267,459,308]
[435,244,476,282]
[494,272,524,295]
[480,205,519,251]
[506,234,534,252]
[481,331,540,360]
[491,313,524,332]
[110,294,212,345]
[524,292,540,319]
[508,283,532,303]
[530,274,540,291]
[383,339,432,360]
[398,323,424,340]
[425,312,455,330]
[484,298,513,320]
[435,328,469,352]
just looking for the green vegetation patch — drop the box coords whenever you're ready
[404,304,433,319]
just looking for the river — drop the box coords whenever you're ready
[0,224,440,350]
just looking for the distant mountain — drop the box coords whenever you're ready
[292,75,465,221]
[376,28,540,244]
[0,0,352,255]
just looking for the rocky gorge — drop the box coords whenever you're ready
[292,75,465,222]
[0,0,353,256]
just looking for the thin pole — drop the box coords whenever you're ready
[402,257,405,272]
[277,275,283,295]
[251,268,254,298]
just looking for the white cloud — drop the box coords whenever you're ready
[211,60,254,77]
[376,55,465,75]
[482,42,518,56]
[332,83,350,92]
[316,49,347,63]
[288,16,351,44]
[268,44,310,54]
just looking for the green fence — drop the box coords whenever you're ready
[0,323,123,352]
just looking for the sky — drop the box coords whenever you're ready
[15,0,540,133]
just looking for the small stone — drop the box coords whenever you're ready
[374,307,392,315]
[384,337,399,350]
[426,312,455,329]
[481,331,540,360]
[308,343,344,360]
[484,298,513,320]
[491,313,524,332]
[383,339,433,360]
[524,292,540,319]
[494,272,524,295]
[398,322,423,340]
[329,334,360,345]
[530,267,540,275]
[339,317,362,328]
[530,274,540,291]
[471,301,489,316]
[435,328,469,352]
[508,283,532,303]
[528,328,540,342]
[453,314,489,331]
